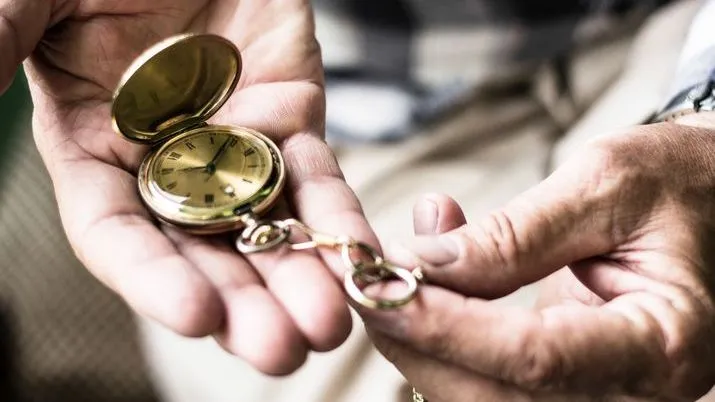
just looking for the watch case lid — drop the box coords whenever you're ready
[111,33,242,144]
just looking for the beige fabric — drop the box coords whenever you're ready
[0,108,158,400]
[138,2,713,402]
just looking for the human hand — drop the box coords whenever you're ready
[2,0,375,375]
[359,116,715,401]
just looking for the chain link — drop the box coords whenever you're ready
[235,219,290,253]
[412,388,427,402]
[235,215,420,309]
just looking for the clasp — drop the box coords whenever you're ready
[281,219,351,250]
[235,216,422,310]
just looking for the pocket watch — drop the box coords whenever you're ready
[111,33,422,310]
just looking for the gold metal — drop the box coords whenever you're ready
[112,34,241,144]
[341,241,383,270]
[137,125,285,234]
[412,388,427,402]
[235,215,421,309]
[236,218,291,253]
[282,219,352,250]
[112,34,284,235]
[343,260,419,310]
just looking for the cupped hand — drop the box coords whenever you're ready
[1,0,376,375]
[360,116,715,401]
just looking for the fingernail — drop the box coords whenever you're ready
[414,198,438,234]
[405,235,460,266]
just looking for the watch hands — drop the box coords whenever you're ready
[205,138,232,182]
[209,138,231,167]
[175,138,232,178]
[178,166,208,172]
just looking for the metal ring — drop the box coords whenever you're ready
[344,261,419,310]
[236,220,290,253]
[341,241,383,270]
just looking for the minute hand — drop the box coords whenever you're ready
[209,138,232,167]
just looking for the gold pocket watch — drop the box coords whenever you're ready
[111,33,421,310]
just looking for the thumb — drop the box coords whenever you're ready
[391,156,618,299]
[412,193,466,236]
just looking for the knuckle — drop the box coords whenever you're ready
[165,280,221,337]
[120,258,221,338]
[417,298,471,363]
[505,320,564,391]
[663,291,715,399]
[468,210,521,274]
[582,135,633,176]
[284,82,325,133]
[418,319,456,360]
[578,135,657,243]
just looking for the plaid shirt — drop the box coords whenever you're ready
[314,0,674,142]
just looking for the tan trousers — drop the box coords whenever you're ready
[0,1,711,401]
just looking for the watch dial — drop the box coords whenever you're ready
[152,131,273,209]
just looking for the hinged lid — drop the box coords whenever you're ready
[111,33,242,144]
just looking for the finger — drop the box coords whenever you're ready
[360,285,706,398]
[214,285,308,375]
[0,0,56,93]
[283,132,381,267]
[217,81,356,350]
[238,199,352,352]
[413,193,466,236]
[215,81,325,143]
[533,268,605,310]
[45,151,224,336]
[369,330,532,402]
[372,331,608,402]
[162,229,309,374]
[278,132,378,347]
[569,258,683,304]
[389,150,622,299]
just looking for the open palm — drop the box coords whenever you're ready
[3,0,375,375]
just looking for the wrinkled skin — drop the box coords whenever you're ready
[1,0,377,375]
[361,115,715,401]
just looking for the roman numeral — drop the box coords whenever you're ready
[244,148,255,156]
[161,168,174,175]
[229,137,238,147]
[247,164,258,168]
[185,142,196,151]
[167,182,178,190]
[242,178,253,184]
[204,194,215,204]
[168,152,182,160]
[209,135,215,145]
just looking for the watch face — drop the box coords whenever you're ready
[151,131,273,209]
[137,126,284,233]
